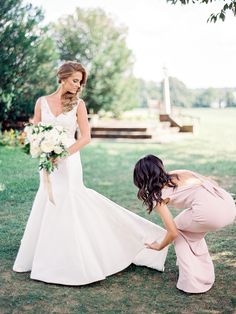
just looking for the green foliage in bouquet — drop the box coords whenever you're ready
[24,123,69,173]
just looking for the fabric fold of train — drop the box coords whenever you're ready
[13,182,168,285]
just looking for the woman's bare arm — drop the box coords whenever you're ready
[67,100,91,155]
[145,201,178,251]
[33,98,41,125]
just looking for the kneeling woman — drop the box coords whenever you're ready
[133,155,236,293]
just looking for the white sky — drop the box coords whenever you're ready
[27,0,236,88]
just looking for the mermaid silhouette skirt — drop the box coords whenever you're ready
[13,150,168,285]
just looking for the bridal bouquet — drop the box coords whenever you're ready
[23,123,69,204]
[24,123,69,173]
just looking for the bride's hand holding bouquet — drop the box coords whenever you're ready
[24,123,69,172]
[23,123,69,204]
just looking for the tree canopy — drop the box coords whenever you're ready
[0,2,235,126]
[53,8,138,116]
[167,0,236,22]
[0,0,58,122]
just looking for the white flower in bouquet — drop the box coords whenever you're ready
[40,140,55,153]
[24,125,32,137]
[47,129,60,144]
[30,133,40,142]
[60,133,69,146]
[38,123,47,132]
[30,141,42,158]
[23,123,69,205]
[24,125,34,142]
[23,123,69,173]
[54,145,64,154]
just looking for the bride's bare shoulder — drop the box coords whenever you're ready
[34,96,43,107]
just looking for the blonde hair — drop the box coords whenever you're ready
[57,61,87,112]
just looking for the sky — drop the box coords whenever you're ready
[27,0,236,89]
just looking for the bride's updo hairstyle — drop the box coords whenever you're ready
[133,155,179,213]
[57,61,87,112]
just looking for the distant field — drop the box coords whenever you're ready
[0,108,235,313]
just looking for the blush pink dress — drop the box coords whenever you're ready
[161,170,236,293]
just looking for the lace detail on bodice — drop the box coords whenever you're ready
[40,96,79,139]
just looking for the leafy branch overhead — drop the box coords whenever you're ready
[167,0,236,22]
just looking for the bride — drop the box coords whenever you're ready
[13,61,168,285]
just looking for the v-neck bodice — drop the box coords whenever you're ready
[40,96,80,140]
[44,97,64,118]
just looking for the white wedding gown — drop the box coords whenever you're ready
[13,97,168,285]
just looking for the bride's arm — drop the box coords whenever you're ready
[67,100,91,155]
[33,98,41,125]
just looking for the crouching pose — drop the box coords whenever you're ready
[133,155,236,293]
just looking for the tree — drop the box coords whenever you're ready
[225,89,236,107]
[193,88,236,107]
[0,0,58,123]
[193,87,220,107]
[137,79,162,107]
[53,8,138,116]
[161,77,194,107]
[167,0,236,22]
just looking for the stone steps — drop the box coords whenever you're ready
[159,114,194,132]
[91,127,152,139]
[89,114,194,141]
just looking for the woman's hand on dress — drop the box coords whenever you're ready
[52,158,60,165]
[145,241,162,251]
[51,157,64,165]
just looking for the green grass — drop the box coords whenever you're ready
[0,108,235,314]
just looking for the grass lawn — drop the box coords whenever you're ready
[0,108,235,313]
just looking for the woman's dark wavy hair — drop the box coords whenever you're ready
[133,155,179,213]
